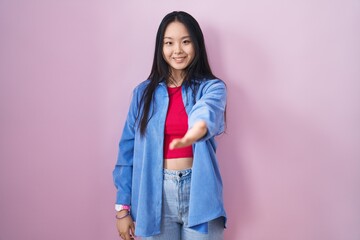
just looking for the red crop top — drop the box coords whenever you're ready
[163,86,194,159]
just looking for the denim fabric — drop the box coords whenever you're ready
[141,169,224,240]
[113,79,227,237]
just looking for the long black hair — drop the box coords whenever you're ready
[137,11,217,135]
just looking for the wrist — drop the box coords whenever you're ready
[115,211,130,220]
[116,209,129,216]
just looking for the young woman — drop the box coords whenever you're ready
[113,11,227,240]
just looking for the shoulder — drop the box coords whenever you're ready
[196,78,226,93]
[130,79,155,99]
[133,79,151,94]
[196,78,225,87]
[133,79,167,98]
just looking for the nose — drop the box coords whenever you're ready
[174,43,183,54]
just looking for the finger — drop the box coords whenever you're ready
[169,139,180,150]
[130,224,136,237]
[124,233,132,240]
[119,232,129,240]
[170,138,189,149]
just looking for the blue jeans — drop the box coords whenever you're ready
[141,169,224,240]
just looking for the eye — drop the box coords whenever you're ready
[183,40,191,44]
[164,41,172,45]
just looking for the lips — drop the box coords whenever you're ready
[173,57,186,63]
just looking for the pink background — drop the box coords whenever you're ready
[1,1,359,239]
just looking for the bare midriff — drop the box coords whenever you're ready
[164,157,193,170]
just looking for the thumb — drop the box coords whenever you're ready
[130,223,135,237]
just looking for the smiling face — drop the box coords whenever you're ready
[162,21,195,83]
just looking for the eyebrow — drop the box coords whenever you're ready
[163,36,191,40]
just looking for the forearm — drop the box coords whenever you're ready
[183,120,207,142]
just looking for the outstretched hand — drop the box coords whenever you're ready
[169,120,207,150]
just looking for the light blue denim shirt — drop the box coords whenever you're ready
[113,78,227,237]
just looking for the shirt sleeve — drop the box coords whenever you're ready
[112,87,139,205]
[188,79,227,142]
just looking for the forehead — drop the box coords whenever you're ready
[164,21,190,38]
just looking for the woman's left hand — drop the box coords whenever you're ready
[169,120,207,149]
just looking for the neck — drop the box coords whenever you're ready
[168,69,185,87]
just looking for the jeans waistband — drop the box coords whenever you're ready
[163,168,192,180]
